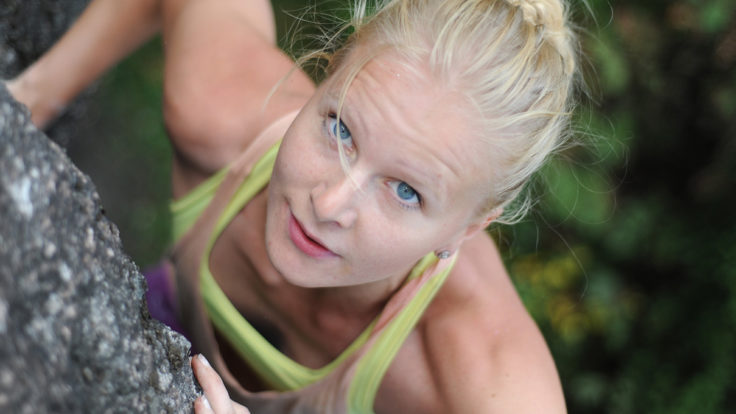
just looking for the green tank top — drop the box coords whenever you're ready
[170,141,454,413]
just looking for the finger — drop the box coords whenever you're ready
[194,395,214,414]
[233,400,251,414]
[192,354,236,413]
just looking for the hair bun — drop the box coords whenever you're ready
[507,0,564,30]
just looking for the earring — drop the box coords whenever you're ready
[435,250,451,260]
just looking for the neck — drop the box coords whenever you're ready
[305,266,412,332]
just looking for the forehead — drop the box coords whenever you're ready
[323,53,492,211]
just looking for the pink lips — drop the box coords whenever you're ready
[288,213,337,258]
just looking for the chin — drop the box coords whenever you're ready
[264,219,319,289]
[266,242,349,291]
[268,249,334,289]
[265,194,332,288]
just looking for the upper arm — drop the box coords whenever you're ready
[161,0,314,180]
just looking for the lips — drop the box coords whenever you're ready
[288,213,338,258]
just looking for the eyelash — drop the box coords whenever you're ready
[325,113,354,150]
[397,199,422,211]
[387,180,423,211]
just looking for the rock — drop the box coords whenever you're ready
[0,83,199,412]
[0,0,89,75]
[0,0,97,147]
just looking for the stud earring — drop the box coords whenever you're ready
[435,250,451,260]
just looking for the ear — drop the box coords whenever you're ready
[444,207,504,252]
[466,207,502,236]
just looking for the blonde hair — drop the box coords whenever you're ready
[294,0,578,224]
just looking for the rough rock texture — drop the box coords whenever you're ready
[0,84,199,412]
[0,0,87,74]
[1,0,96,147]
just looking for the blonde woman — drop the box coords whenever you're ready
[10,0,577,412]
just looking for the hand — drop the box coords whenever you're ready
[192,354,251,414]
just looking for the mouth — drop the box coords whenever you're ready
[288,212,338,259]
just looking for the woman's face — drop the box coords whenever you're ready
[266,54,493,288]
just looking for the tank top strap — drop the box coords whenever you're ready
[170,166,229,244]
[347,254,456,413]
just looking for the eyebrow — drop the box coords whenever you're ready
[393,157,447,203]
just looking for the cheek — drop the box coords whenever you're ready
[279,112,330,176]
[358,219,435,262]
[274,131,314,186]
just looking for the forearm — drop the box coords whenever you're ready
[8,0,162,127]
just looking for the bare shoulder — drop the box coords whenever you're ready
[431,232,566,412]
[379,232,566,414]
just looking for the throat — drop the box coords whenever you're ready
[309,268,410,325]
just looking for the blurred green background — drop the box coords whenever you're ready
[64,0,736,412]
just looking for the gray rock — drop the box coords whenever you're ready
[0,0,89,76]
[0,81,199,412]
[1,0,96,147]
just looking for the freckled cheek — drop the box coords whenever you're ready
[269,152,288,190]
[276,134,316,184]
[293,142,339,190]
[359,223,419,258]
[385,226,441,258]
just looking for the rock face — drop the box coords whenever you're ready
[1,0,97,147]
[0,0,88,75]
[0,84,199,411]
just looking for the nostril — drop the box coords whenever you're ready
[310,179,357,227]
[310,183,330,221]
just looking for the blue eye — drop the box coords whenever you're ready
[388,181,421,207]
[327,114,354,148]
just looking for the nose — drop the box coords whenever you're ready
[310,175,360,228]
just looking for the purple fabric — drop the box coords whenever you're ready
[143,262,190,343]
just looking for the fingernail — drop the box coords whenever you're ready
[198,354,212,368]
[201,395,212,410]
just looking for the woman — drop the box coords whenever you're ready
[9,0,577,412]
